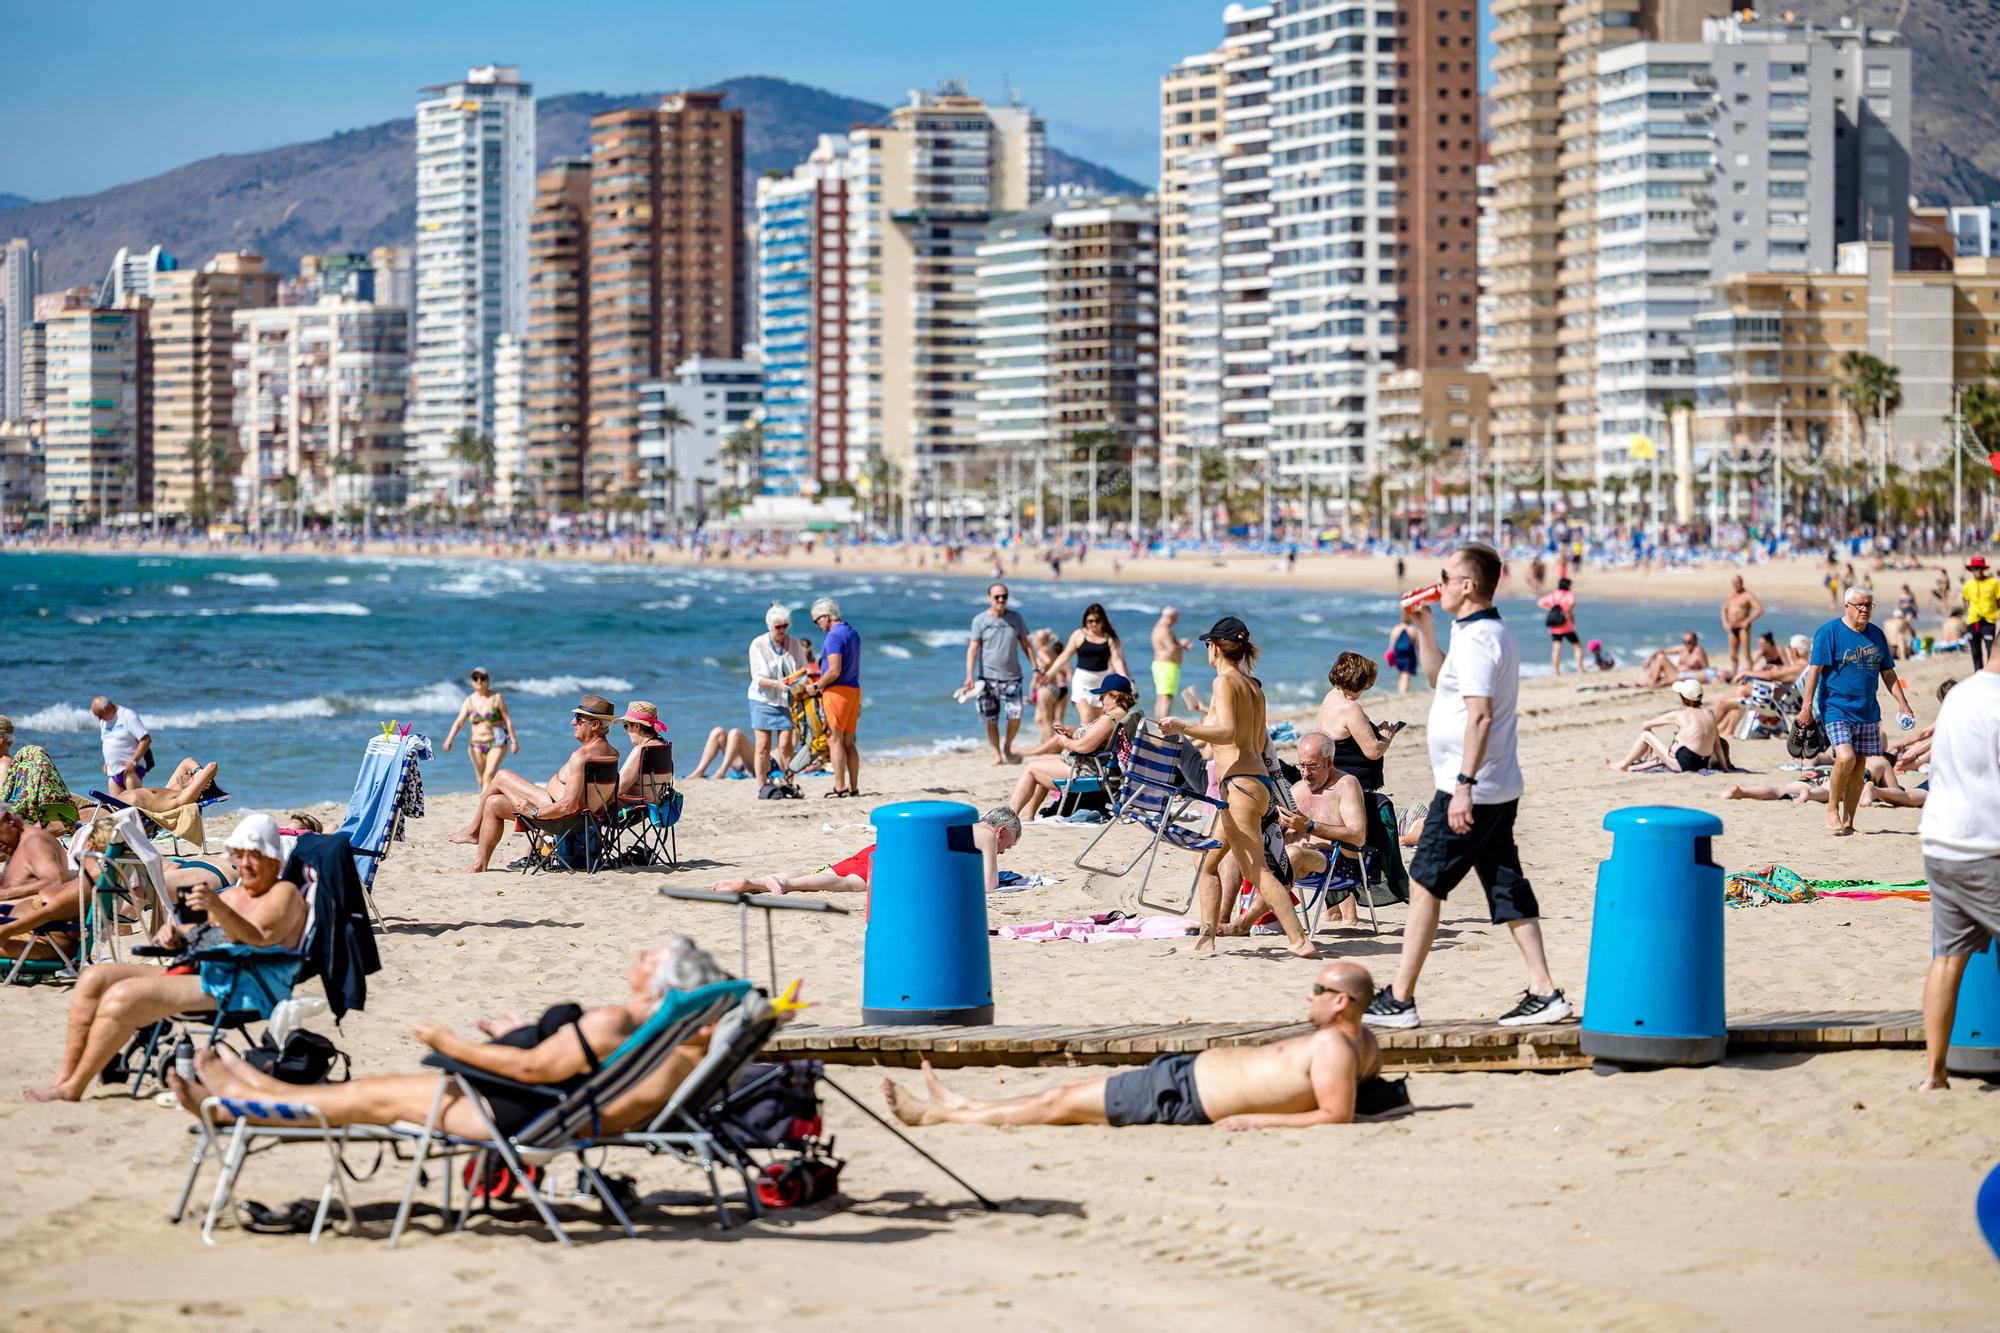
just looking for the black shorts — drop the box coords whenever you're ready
[1406,791,1540,924]
[1103,1053,1210,1126]
[1673,746,1713,772]
[1549,630,1579,644]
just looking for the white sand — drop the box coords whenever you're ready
[1,635,1994,1327]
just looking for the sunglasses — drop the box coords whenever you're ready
[1311,983,1351,998]
[991,593,1008,602]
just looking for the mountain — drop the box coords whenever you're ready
[0,193,29,213]
[1787,0,2000,207]
[1,75,1145,290]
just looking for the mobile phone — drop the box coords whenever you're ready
[175,889,208,926]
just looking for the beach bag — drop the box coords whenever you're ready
[1545,604,1566,628]
[723,1061,826,1149]
[243,1029,349,1085]
[759,777,802,801]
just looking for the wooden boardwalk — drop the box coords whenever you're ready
[767,1010,1926,1072]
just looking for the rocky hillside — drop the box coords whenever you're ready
[1,75,1144,288]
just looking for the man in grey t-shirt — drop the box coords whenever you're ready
[963,583,1039,764]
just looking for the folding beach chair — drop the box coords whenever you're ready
[608,744,680,869]
[1073,724,1225,912]
[85,782,230,855]
[332,731,432,923]
[172,978,752,1246]
[1734,679,1801,741]
[2,808,172,986]
[515,760,620,874]
[1051,709,1142,817]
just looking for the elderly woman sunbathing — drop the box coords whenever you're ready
[170,937,731,1138]
[22,814,306,1102]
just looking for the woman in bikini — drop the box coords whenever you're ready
[1159,617,1315,959]
[442,668,517,791]
[1029,628,1070,739]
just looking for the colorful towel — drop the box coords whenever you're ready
[1725,864,1929,909]
[992,913,1194,943]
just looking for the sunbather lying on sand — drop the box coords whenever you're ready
[82,758,220,816]
[1721,756,1925,808]
[22,815,306,1102]
[713,807,1021,896]
[885,961,1380,1129]
[170,938,730,1138]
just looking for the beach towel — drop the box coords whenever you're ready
[992,913,1194,943]
[3,744,73,827]
[994,871,1061,892]
[1725,863,1930,909]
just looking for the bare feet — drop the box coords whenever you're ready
[167,1070,214,1117]
[1721,784,1741,799]
[1286,936,1320,959]
[713,877,755,894]
[1192,928,1217,956]
[21,1083,69,1103]
[760,876,788,896]
[462,861,496,873]
[447,831,477,846]
[881,1078,941,1126]
[1915,1073,1949,1091]
[919,1059,974,1110]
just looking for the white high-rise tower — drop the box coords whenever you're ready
[410,63,534,507]
[2,238,42,422]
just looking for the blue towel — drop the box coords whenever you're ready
[1268,721,1299,743]
[336,735,415,885]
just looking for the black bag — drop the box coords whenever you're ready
[1786,717,1827,759]
[1545,604,1567,628]
[243,1029,349,1085]
[758,778,802,800]
[721,1061,825,1149]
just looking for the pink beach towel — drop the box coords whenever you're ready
[993,915,1195,944]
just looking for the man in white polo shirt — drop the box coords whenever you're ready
[1915,654,2000,1090]
[90,694,153,792]
[1365,542,1569,1030]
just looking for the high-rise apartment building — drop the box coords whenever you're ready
[975,197,1160,482]
[524,159,591,507]
[1487,1,1720,470]
[1217,6,1274,467]
[98,245,177,305]
[233,299,410,519]
[1,238,39,423]
[410,63,534,507]
[1950,204,2000,260]
[756,134,856,496]
[148,252,280,520]
[587,91,746,502]
[43,304,146,525]
[847,83,1044,516]
[1178,145,1227,500]
[637,357,762,517]
[1159,50,1225,499]
[1588,13,1910,467]
[492,332,527,509]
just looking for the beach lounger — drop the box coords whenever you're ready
[85,783,230,855]
[515,760,620,875]
[608,743,680,869]
[1073,724,1225,912]
[1051,709,1142,818]
[333,731,433,923]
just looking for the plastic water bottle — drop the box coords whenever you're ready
[1898,712,1916,731]
[172,1035,196,1084]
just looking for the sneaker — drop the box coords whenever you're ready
[1363,983,1420,1029]
[1496,988,1572,1027]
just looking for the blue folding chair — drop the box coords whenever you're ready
[1072,724,1225,912]
[1050,710,1142,817]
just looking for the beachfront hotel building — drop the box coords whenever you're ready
[846,83,1044,523]
[0,421,40,521]
[974,197,1160,496]
[1159,50,1225,506]
[491,332,527,510]
[147,253,280,521]
[409,64,534,509]
[1,238,39,424]
[586,91,746,505]
[1693,242,2000,479]
[42,303,146,526]
[1216,5,1274,475]
[231,299,410,521]
[637,357,761,518]
[756,134,857,497]
[523,159,592,510]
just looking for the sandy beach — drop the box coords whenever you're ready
[2,604,1994,1327]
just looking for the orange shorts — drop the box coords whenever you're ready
[821,685,861,734]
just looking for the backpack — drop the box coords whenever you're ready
[1545,604,1567,628]
[243,1028,350,1085]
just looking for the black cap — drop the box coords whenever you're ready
[1198,615,1249,644]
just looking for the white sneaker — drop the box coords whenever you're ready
[1496,988,1572,1027]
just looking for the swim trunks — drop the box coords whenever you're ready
[829,843,875,884]
[821,685,861,734]
[1151,659,1181,699]
[1824,719,1883,757]
[1103,1053,1210,1126]
[976,677,1023,722]
[1672,747,1713,772]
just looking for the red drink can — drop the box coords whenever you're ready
[1400,582,1442,612]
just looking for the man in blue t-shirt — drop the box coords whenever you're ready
[1797,585,1916,836]
[810,596,863,797]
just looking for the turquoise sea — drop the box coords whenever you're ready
[0,551,1819,812]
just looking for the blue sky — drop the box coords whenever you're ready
[0,0,1494,201]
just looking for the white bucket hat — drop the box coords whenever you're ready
[224,812,283,861]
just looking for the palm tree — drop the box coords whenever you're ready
[653,404,693,517]
[1389,431,1447,536]
[721,421,764,500]
[184,435,237,527]
[445,427,497,520]
[1838,350,1903,488]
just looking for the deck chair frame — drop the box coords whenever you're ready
[515,760,620,875]
[608,743,679,869]
[1052,709,1142,818]
[1072,727,1226,912]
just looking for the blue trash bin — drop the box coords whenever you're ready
[1947,941,2000,1076]
[861,800,994,1025]
[1581,806,1727,1065]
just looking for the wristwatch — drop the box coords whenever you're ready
[1454,773,1476,787]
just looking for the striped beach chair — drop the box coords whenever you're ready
[1072,723,1225,912]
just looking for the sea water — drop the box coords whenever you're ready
[0,551,1817,811]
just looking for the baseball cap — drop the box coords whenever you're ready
[1672,679,1703,704]
[224,813,283,861]
[1198,615,1250,644]
[1091,672,1134,697]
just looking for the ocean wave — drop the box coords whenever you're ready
[211,571,280,588]
[501,675,635,698]
[877,644,913,659]
[871,736,981,761]
[166,584,191,596]
[250,601,371,616]
[641,594,693,611]
[73,601,372,623]
[17,702,95,732]
[915,629,965,649]
[11,583,36,591]
[325,575,350,586]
